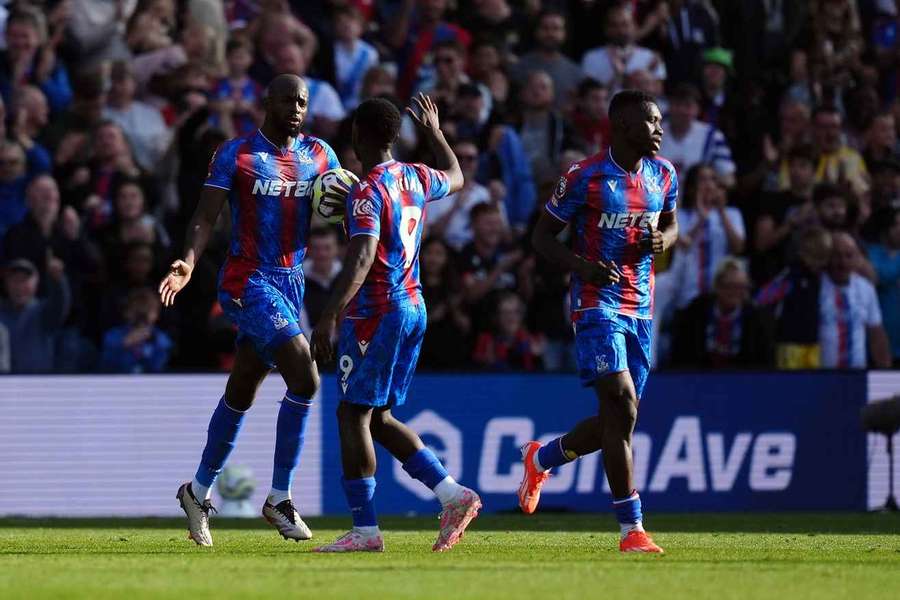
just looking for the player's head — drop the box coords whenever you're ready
[829,231,858,284]
[352,97,401,157]
[712,257,750,313]
[263,74,308,137]
[608,89,662,157]
[813,182,850,231]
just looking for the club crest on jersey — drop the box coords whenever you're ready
[296,149,314,164]
[353,197,377,218]
[597,210,660,229]
[596,355,609,374]
[271,312,289,330]
[644,176,661,194]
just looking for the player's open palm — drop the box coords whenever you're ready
[159,260,193,307]
[407,93,441,132]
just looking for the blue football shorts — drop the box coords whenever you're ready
[218,264,305,367]
[336,303,426,407]
[574,308,652,399]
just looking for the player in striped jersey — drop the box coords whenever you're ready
[310,96,480,553]
[521,90,679,553]
[159,75,344,546]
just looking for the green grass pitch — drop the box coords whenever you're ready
[2,513,899,599]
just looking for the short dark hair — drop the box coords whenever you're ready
[433,38,466,57]
[577,77,606,98]
[354,98,401,149]
[226,37,252,55]
[470,202,500,222]
[608,89,657,121]
[668,82,701,104]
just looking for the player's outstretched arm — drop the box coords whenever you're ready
[158,186,227,307]
[310,234,379,364]
[407,93,464,193]
[532,210,621,286]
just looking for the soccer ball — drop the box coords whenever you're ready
[217,465,256,501]
[312,168,359,224]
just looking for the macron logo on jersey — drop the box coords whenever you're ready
[252,179,312,197]
[597,210,660,229]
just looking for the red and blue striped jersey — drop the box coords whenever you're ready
[205,129,340,276]
[545,150,678,319]
[344,160,450,317]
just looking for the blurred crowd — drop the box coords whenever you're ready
[0,0,899,374]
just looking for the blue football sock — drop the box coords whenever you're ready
[536,437,575,471]
[271,392,312,494]
[612,491,644,535]
[194,397,246,490]
[402,448,449,490]
[343,477,378,528]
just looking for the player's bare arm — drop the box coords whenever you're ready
[158,186,227,307]
[310,234,379,364]
[531,210,622,286]
[642,209,678,255]
[406,93,464,193]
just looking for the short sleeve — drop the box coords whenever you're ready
[544,165,585,223]
[205,142,236,190]
[415,164,451,202]
[346,183,383,239]
[661,161,678,212]
[861,279,883,326]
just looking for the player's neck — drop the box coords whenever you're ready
[259,122,296,150]
[360,149,393,174]
[609,146,643,174]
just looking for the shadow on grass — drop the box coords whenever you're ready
[1,512,897,535]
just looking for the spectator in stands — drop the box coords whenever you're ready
[814,182,853,232]
[419,236,471,369]
[9,85,51,174]
[209,37,263,139]
[570,78,610,155]
[862,111,899,167]
[0,4,71,114]
[460,0,527,54]
[66,0,135,68]
[302,227,342,328]
[454,84,536,233]
[100,287,172,373]
[99,241,157,332]
[416,39,491,117]
[510,10,581,112]
[653,0,720,86]
[274,42,344,140]
[809,105,869,196]
[0,256,70,373]
[754,144,819,285]
[459,203,525,331]
[472,291,543,371]
[104,61,172,172]
[468,39,510,109]
[868,158,900,214]
[819,232,891,368]
[699,48,738,135]
[867,208,900,365]
[757,226,833,369]
[332,5,378,112]
[516,70,575,189]
[427,139,494,251]
[0,140,28,237]
[660,83,736,186]
[42,68,106,152]
[671,257,774,369]
[386,0,471,100]
[669,164,746,310]
[98,178,169,280]
[580,4,666,94]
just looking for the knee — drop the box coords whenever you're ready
[369,410,391,440]
[603,389,638,437]
[285,369,320,399]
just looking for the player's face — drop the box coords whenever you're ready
[267,84,308,137]
[625,102,663,157]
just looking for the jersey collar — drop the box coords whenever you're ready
[256,129,299,153]
[604,148,644,177]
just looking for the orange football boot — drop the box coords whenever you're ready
[517,441,550,514]
[619,530,664,553]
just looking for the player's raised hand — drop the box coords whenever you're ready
[576,258,622,286]
[642,223,665,254]
[310,313,338,364]
[158,260,193,307]
[407,93,441,132]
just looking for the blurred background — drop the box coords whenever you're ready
[0,0,899,517]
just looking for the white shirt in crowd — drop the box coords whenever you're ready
[334,39,379,111]
[306,78,346,123]
[659,119,736,180]
[580,44,666,91]
[104,103,172,171]
[819,273,882,368]
[669,206,746,309]
[426,183,491,251]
